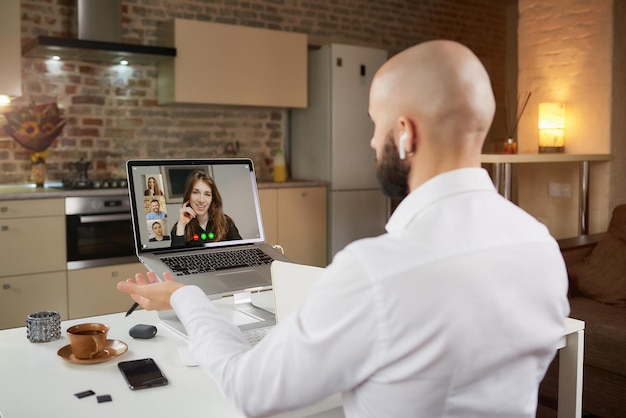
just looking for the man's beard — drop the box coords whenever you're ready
[376,131,411,200]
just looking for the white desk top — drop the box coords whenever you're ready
[0,290,582,418]
[564,317,585,334]
[0,295,343,418]
[557,317,585,350]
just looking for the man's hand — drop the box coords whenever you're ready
[117,271,185,311]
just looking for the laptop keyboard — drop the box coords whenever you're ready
[161,247,274,276]
[243,325,275,346]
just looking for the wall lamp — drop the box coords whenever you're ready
[538,102,565,153]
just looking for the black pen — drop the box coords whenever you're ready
[125,279,157,317]
[125,302,139,317]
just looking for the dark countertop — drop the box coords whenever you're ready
[0,180,329,201]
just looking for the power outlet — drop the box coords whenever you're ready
[548,182,572,197]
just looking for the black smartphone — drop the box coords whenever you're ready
[118,358,168,390]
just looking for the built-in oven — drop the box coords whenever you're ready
[65,195,137,270]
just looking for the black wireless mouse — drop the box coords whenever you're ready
[129,324,158,339]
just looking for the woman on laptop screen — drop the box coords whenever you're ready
[170,170,242,248]
[144,175,164,196]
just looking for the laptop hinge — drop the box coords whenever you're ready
[233,290,275,322]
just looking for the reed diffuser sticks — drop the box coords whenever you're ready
[503,91,531,154]
[505,91,532,140]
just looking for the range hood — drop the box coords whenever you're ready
[22,36,176,65]
[21,0,175,65]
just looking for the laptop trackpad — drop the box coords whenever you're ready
[217,270,270,288]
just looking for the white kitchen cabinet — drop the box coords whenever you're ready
[259,186,328,267]
[258,188,279,246]
[0,199,67,330]
[0,199,66,276]
[157,19,307,107]
[0,271,68,329]
[0,0,21,99]
[0,198,65,219]
[278,187,328,267]
[67,262,147,319]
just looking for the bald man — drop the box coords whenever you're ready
[118,41,569,417]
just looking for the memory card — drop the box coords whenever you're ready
[74,390,95,399]
[97,394,112,403]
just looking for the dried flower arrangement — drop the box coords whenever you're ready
[2,101,66,159]
[2,101,66,186]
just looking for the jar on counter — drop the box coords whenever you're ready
[273,147,287,182]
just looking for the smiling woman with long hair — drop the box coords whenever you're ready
[170,170,241,247]
[144,176,164,196]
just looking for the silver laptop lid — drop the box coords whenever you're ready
[126,158,266,256]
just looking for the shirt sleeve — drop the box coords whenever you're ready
[225,216,242,240]
[170,249,382,418]
[170,222,185,247]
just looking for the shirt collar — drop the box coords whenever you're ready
[385,168,496,233]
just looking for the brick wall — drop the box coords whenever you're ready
[0,0,508,184]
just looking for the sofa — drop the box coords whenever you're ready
[539,204,626,417]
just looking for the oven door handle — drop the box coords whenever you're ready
[79,214,131,223]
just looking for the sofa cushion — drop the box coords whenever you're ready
[569,204,626,307]
[569,297,626,377]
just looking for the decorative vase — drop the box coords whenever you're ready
[31,161,46,188]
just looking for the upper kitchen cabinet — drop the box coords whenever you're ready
[157,19,307,108]
[0,0,22,102]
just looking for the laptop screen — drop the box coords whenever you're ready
[127,158,265,255]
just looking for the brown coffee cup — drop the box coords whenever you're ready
[66,323,109,359]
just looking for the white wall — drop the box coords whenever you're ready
[516,0,613,237]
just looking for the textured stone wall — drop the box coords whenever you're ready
[517,0,620,238]
[0,0,507,184]
[517,0,612,154]
[610,1,626,213]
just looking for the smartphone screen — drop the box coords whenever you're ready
[118,358,168,390]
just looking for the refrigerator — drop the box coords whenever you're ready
[290,44,389,262]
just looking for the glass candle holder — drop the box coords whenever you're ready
[26,311,61,343]
[503,138,517,154]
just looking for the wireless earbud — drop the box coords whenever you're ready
[398,133,407,160]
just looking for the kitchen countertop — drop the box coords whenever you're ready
[0,180,329,201]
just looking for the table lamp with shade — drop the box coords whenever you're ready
[538,102,565,153]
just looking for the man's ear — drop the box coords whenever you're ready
[396,117,417,158]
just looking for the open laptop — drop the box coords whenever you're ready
[126,158,291,298]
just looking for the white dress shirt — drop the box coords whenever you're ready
[171,167,570,418]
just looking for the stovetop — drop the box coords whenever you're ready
[61,178,128,190]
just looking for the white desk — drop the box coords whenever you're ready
[0,302,583,418]
[0,294,343,418]
[557,317,585,418]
